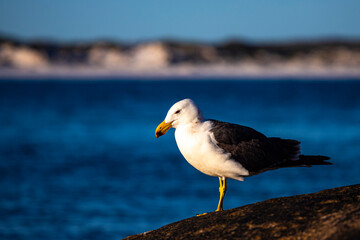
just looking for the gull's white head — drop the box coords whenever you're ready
[155,99,203,138]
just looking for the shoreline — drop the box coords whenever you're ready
[1,66,360,80]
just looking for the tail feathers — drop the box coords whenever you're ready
[276,155,332,168]
[298,155,332,166]
[269,138,301,161]
[268,138,332,168]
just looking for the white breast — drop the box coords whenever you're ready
[174,121,249,181]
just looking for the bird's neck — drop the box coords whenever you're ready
[192,117,204,125]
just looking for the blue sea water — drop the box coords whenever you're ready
[0,79,360,239]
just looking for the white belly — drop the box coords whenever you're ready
[174,122,249,180]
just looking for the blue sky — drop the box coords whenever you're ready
[0,0,360,43]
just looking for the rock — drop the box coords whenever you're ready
[124,184,360,240]
[0,43,48,68]
[88,45,129,68]
[130,42,169,69]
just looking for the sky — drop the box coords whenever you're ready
[0,0,360,43]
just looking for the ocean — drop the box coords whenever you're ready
[0,79,359,239]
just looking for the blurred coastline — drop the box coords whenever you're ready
[1,35,360,79]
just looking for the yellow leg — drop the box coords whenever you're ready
[216,177,227,212]
[197,177,227,216]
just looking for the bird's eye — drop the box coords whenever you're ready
[175,109,181,114]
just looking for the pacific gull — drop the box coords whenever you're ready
[155,98,331,213]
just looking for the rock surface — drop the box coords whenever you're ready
[124,184,360,240]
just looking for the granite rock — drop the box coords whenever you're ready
[125,184,360,240]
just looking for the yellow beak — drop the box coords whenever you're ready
[155,120,173,138]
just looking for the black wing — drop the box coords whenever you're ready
[209,120,302,174]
